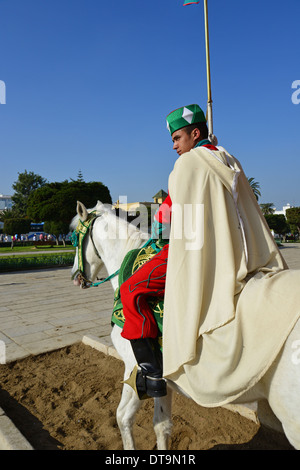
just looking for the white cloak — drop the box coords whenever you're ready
[163,146,300,406]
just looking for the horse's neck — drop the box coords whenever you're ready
[100,242,122,291]
[95,213,149,290]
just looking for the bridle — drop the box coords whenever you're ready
[70,211,119,289]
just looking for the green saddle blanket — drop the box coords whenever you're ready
[111,239,167,347]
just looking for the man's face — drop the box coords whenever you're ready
[171,128,197,156]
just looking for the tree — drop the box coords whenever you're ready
[0,209,32,239]
[12,170,47,217]
[76,170,84,182]
[70,170,84,183]
[286,207,300,235]
[44,220,70,246]
[27,180,112,232]
[0,209,15,223]
[260,203,275,216]
[247,177,261,201]
[264,214,289,236]
[3,218,32,237]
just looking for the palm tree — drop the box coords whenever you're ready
[247,177,261,201]
[0,208,15,222]
[260,203,275,216]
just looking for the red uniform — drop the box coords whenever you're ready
[121,143,218,340]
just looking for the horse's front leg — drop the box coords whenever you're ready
[116,379,143,450]
[153,388,173,450]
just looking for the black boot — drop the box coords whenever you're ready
[127,338,167,399]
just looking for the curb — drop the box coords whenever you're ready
[82,334,122,361]
[0,407,33,450]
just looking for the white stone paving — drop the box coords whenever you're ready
[0,266,114,362]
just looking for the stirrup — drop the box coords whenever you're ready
[122,365,148,400]
[122,365,167,400]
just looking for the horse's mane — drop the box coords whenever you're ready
[70,203,150,248]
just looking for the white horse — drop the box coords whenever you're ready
[71,200,300,450]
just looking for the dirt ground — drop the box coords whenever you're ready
[0,343,294,451]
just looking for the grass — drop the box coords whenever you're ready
[0,245,74,254]
[0,252,75,272]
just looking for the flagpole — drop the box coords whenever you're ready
[203,0,216,144]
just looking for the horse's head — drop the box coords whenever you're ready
[70,200,105,288]
[70,199,150,289]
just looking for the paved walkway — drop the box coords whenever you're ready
[0,266,114,363]
[279,242,300,269]
[0,243,299,363]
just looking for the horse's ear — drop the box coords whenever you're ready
[96,200,103,210]
[77,201,88,222]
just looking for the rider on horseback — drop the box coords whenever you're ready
[120,104,218,399]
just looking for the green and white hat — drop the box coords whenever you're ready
[166,104,206,134]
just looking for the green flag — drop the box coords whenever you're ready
[183,1,200,5]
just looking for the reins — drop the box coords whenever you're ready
[90,269,120,287]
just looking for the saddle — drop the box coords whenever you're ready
[111,239,167,350]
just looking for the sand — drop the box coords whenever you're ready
[0,342,294,451]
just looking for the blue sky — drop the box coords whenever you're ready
[0,0,299,211]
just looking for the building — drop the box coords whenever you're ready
[0,194,13,211]
[152,189,168,204]
[113,200,153,216]
[114,190,168,215]
[274,204,293,218]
